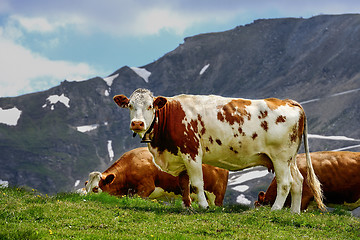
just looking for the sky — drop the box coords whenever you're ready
[1,1,360,97]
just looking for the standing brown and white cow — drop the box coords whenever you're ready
[113,88,325,213]
[85,147,229,207]
[255,151,360,210]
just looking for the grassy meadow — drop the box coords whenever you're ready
[1,187,359,239]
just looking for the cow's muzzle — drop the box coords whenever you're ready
[130,121,145,131]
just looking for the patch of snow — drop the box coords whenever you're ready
[300,87,360,105]
[0,107,22,126]
[107,140,114,161]
[43,93,70,110]
[232,185,249,192]
[199,64,210,75]
[0,179,9,188]
[299,98,320,105]
[308,134,360,142]
[130,67,151,83]
[103,73,119,87]
[74,180,80,187]
[228,169,269,186]
[331,144,360,152]
[236,194,251,205]
[76,124,99,133]
[331,87,360,97]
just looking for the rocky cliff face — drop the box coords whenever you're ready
[0,14,359,198]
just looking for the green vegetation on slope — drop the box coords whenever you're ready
[1,187,359,240]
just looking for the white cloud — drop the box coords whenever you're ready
[8,14,85,34]
[0,29,101,97]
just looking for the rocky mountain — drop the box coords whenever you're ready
[0,14,359,205]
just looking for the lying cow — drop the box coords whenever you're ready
[113,88,325,213]
[85,147,229,207]
[255,151,360,210]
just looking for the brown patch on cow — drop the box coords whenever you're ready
[290,112,305,143]
[151,99,200,160]
[209,136,214,144]
[205,147,210,152]
[276,115,287,124]
[258,110,268,119]
[216,139,222,145]
[230,147,238,154]
[265,98,302,111]
[290,125,298,143]
[252,132,258,140]
[217,99,252,125]
[234,133,239,138]
[238,127,245,136]
[198,114,206,135]
[261,121,268,131]
[297,112,305,140]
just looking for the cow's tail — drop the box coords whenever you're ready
[303,117,326,211]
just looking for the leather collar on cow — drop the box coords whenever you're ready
[140,111,157,143]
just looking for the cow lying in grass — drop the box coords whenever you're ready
[85,147,229,207]
[255,151,360,210]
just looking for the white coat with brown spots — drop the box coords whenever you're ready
[114,88,325,213]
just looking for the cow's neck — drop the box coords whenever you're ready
[141,111,157,143]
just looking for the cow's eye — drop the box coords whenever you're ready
[147,105,152,110]
[128,104,133,110]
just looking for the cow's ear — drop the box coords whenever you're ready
[113,95,129,108]
[84,181,88,187]
[258,191,266,202]
[103,174,115,185]
[153,96,167,110]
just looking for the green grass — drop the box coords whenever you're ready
[1,187,359,240]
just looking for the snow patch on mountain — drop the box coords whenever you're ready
[228,169,269,186]
[107,140,114,161]
[76,124,99,133]
[42,94,70,110]
[0,179,9,188]
[308,134,360,142]
[130,67,151,83]
[103,74,119,96]
[0,107,22,126]
[103,74,119,87]
[199,64,210,75]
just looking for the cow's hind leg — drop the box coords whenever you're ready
[182,155,209,209]
[290,160,303,213]
[271,157,293,212]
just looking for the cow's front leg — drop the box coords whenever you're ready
[182,155,208,209]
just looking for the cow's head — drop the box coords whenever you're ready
[254,191,270,207]
[85,171,116,194]
[113,88,167,137]
[85,171,103,194]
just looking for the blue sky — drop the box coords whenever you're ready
[1,0,360,97]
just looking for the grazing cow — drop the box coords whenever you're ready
[255,151,360,210]
[113,88,325,213]
[85,147,229,207]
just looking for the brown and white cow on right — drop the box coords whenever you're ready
[255,151,360,210]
